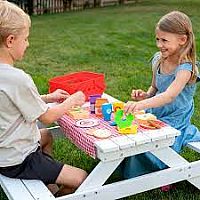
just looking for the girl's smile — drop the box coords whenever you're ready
[155,28,187,61]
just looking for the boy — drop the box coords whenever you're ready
[0,1,87,196]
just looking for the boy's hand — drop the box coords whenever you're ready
[48,89,70,103]
[131,89,148,101]
[64,91,85,108]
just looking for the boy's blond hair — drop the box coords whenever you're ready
[0,0,31,45]
[156,11,198,83]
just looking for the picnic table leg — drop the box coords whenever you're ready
[58,147,200,200]
[76,158,123,192]
[55,158,199,200]
[151,147,200,189]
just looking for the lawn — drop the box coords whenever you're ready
[1,0,200,199]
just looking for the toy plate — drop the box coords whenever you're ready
[75,119,100,128]
[93,129,112,139]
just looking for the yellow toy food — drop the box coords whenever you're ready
[117,124,138,134]
[135,113,157,121]
[67,106,90,119]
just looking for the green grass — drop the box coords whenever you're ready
[1,0,200,199]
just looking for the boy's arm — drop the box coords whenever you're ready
[39,91,85,124]
[41,89,70,103]
[41,94,49,103]
[38,102,71,124]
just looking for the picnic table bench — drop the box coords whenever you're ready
[1,142,200,200]
[1,93,200,200]
[0,127,62,200]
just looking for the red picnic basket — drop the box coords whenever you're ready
[49,71,106,100]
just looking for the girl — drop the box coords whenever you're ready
[122,11,200,185]
[0,1,87,196]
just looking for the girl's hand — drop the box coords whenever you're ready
[131,89,148,101]
[64,91,85,108]
[48,89,70,103]
[124,101,143,114]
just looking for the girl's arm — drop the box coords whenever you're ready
[125,70,191,113]
[146,70,158,98]
[131,71,157,100]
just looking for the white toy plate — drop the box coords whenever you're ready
[93,129,112,139]
[75,119,99,128]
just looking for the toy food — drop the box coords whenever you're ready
[138,119,162,129]
[95,98,108,117]
[147,120,162,129]
[114,109,134,129]
[85,128,96,136]
[134,110,145,115]
[135,113,157,121]
[113,102,124,113]
[117,124,138,134]
[67,106,90,119]
[114,109,137,134]
[135,113,162,129]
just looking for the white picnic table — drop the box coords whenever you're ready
[56,93,200,200]
[1,93,200,200]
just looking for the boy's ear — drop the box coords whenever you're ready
[5,35,15,48]
[179,35,187,46]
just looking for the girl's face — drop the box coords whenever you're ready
[155,28,187,60]
[8,26,30,62]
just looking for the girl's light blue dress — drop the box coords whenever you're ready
[122,54,200,179]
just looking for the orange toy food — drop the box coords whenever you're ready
[135,113,162,129]
[147,120,162,129]
[95,98,108,117]
[138,120,162,129]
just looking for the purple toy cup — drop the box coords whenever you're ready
[89,94,102,114]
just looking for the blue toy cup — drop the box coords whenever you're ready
[102,103,112,121]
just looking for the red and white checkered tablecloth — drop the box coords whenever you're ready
[58,113,167,158]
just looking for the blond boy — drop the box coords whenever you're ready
[0,1,87,196]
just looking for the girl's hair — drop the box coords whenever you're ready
[156,11,198,83]
[0,0,31,45]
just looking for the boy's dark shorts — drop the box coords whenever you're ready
[0,148,64,185]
